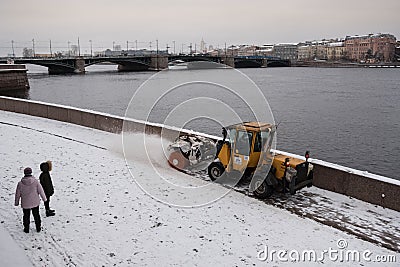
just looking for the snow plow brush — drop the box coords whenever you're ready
[167,134,217,172]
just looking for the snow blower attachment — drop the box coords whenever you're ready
[167,135,217,172]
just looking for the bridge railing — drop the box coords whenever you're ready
[235,55,282,60]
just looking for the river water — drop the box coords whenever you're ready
[12,64,400,179]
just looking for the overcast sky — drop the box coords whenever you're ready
[1,0,399,55]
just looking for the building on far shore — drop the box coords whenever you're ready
[344,33,396,63]
[297,44,313,61]
[272,43,298,61]
[295,33,396,63]
[326,41,346,61]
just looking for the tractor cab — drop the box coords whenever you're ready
[208,122,275,181]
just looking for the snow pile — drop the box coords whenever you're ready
[0,110,398,266]
[107,133,171,170]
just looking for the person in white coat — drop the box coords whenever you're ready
[15,167,47,233]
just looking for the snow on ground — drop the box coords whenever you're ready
[259,188,400,252]
[0,225,31,266]
[0,110,399,266]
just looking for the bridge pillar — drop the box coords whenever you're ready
[262,58,268,67]
[221,56,235,68]
[74,58,86,73]
[150,55,168,70]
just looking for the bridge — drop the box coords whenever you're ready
[0,55,167,74]
[0,55,290,74]
[234,56,291,68]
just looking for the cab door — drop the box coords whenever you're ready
[231,130,253,173]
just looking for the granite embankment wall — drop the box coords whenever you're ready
[0,64,29,91]
[0,96,399,211]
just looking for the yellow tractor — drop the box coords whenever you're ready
[207,122,313,198]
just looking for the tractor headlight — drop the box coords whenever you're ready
[307,163,314,176]
[285,167,297,182]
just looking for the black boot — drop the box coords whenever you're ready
[46,210,55,217]
[23,227,29,233]
[36,225,41,232]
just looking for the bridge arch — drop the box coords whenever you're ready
[84,58,152,71]
[9,59,78,74]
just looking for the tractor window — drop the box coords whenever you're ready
[254,130,269,152]
[235,131,253,156]
[227,128,236,145]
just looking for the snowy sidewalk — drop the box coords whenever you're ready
[0,225,32,266]
[0,110,399,266]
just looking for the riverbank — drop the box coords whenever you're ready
[0,110,399,266]
[292,61,400,68]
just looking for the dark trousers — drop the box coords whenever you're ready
[44,195,51,211]
[23,206,41,230]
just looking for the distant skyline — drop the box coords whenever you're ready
[1,0,399,56]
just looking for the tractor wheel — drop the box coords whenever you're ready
[253,180,274,199]
[168,151,189,170]
[208,162,225,181]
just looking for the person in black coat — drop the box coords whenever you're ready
[39,161,55,217]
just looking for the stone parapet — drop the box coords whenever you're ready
[0,64,29,91]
